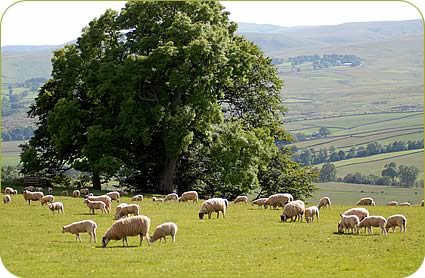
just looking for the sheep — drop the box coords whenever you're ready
[385,214,407,233]
[399,202,411,207]
[61,190,68,196]
[318,197,331,210]
[72,190,80,198]
[356,197,375,206]
[115,204,140,220]
[3,195,11,204]
[251,198,268,208]
[48,187,53,194]
[84,198,107,214]
[35,187,44,192]
[4,187,17,195]
[386,201,398,206]
[342,207,369,222]
[87,195,112,213]
[280,200,305,222]
[358,216,387,235]
[106,191,120,202]
[24,186,35,191]
[22,190,44,205]
[152,197,164,202]
[178,191,199,203]
[102,215,151,248]
[264,193,293,209]
[40,195,55,206]
[233,196,249,204]
[131,194,144,201]
[80,188,89,195]
[115,203,129,218]
[150,222,178,243]
[338,214,360,234]
[62,220,97,243]
[48,202,64,214]
[164,193,178,202]
[199,198,227,219]
[304,206,320,223]
[421,200,424,207]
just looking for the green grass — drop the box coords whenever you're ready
[0,189,424,277]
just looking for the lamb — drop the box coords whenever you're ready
[48,202,64,214]
[164,193,178,202]
[115,204,140,220]
[152,197,164,202]
[150,222,178,243]
[178,191,199,203]
[233,196,249,204]
[72,190,80,198]
[84,198,107,214]
[131,194,144,201]
[338,214,360,234]
[62,220,97,243]
[304,206,320,223]
[80,188,89,195]
[342,207,369,221]
[4,187,17,195]
[198,198,227,219]
[102,215,151,248]
[358,216,387,235]
[318,197,331,210]
[264,193,293,209]
[3,195,11,204]
[386,201,398,206]
[280,200,305,222]
[356,197,375,206]
[251,198,268,208]
[106,191,120,202]
[23,190,44,205]
[48,187,53,194]
[399,202,411,207]
[40,195,55,206]
[87,195,112,213]
[385,214,407,233]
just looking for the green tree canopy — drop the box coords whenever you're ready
[319,163,337,182]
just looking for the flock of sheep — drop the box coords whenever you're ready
[2,186,424,248]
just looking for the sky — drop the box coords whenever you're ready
[0,0,424,46]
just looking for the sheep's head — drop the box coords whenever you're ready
[102,237,109,248]
[62,227,65,233]
[337,222,344,233]
[199,213,205,220]
[280,214,287,222]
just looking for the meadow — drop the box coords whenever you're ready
[0,187,424,277]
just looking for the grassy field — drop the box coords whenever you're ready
[0,188,424,277]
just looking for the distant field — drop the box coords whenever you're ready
[1,140,25,166]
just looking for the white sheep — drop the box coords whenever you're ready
[164,193,178,202]
[4,187,17,195]
[358,216,387,236]
[421,200,424,207]
[23,190,44,205]
[199,198,227,219]
[3,195,11,204]
[152,197,164,202]
[318,197,331,210]
[386,201,398,206]
[72,190,80,198]
[399,202,411,207]
[264,193,293,209]
[131,194,144,201]
[62,220,97,243]
[48,202,64,214]
[102,215,151,248]
[84,198,107,214]
[106,191,120,202]
[385,214,407,233]
[24,186,35,191]
[304,206,319,223]
[281,200,305,222]
[178,191,199,203]
[115,203,129,218]
[40,195,55,206]
[338,214,360,234]
[233,196,249,204]
[87,195,112,213]
[356,197,375,206]
[80,188,89,195]
[251,198,268,208]
[115,204,140,220]
[341,207,369,222]
[150,222,178,243]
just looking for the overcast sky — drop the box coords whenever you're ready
[0,0,424,46]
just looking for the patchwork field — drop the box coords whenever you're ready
[0,187,424,277]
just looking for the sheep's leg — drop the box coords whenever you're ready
[208,213,212,219]
[216,212,219,219]
[172,235,175,242]
[368,227,372,235]
[163,236,167,243]
[76,234,82,242]
[139,235,143,246]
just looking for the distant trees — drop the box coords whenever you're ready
[319,163,336,182]
[381,162,398,182]
[2,126,34,141]
[271,54,361,69]
[398,165,420,187]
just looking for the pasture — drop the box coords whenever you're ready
[0,190,424,277]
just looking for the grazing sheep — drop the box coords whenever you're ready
[338,214,360,234]
[115,204,140,220]
[3,195,11,204]
[152,197,164,202]
[264,193,293,209]
[80,188,89,195]
[164,193,178,202]
[280,200,305,222]
[87,195,112,213]
[102,215,151,248]
[23,190,44,205]
[48,202,64,214]
[24,186,35,192]
[61,190,68,196]
[318,197,331,210]
[305,206,320,223]
[342,207,369,222]
[48,187,53,194]
[84,199,107,214]
[150,222,178,243]
[358,216,387,235]
[199,198,227,219]
[72,190,80,198]
[399,202,411,207]
[35,187,44,192]
[131,194,144,201]
[356,197,375,206]
[385,214,407,233]
[40,195,55,206]
[386,201,398,206]
[252,198,268,208]
[178,191,199,203]
[4,187,17,195]
[233,196,249,204]
[106,191,120,202]
[62,220,97,243]
[115,203,129,218]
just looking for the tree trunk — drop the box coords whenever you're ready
[92,173,101,190]
[159,157,177,194]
